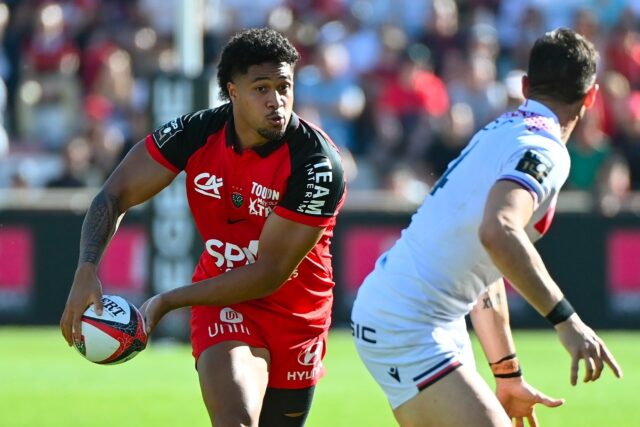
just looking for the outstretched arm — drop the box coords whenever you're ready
[60,140,177,346]
[141,212,325,333]
[478,180,622,385]
[470,280,563,427]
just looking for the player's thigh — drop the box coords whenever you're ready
[196,340,270,426]
[393,364,510,427]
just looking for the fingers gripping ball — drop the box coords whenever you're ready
[73,295,148,365]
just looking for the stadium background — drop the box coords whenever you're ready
[0,1,639,426]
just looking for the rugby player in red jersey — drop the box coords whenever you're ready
[60,28,346,426]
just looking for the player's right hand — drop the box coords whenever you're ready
[60,264,104,347]
[139,294,169,335]
[554,314,623,385]
[495,376,564,427]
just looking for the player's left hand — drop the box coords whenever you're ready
[495,377,564,427]
[140,294,168,335]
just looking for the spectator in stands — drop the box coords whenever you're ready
[596,70,631,138]
[606,21,640,89]
[46,136,95,188]
[567,110,616,192]
[423,102,474,188]
[447,54,507,131]
[372,50,449,184]
[0,0,638,212]
[417,0,465,76]
[617,91,640,190]
[295,42,365,152]
[17,1,81,150]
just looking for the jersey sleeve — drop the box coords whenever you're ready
[497,136,569,206]
[275,152,346,227]
[145,108,225,172]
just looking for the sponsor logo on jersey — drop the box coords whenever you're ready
[297,340,323,366]
[249,181,279,217]
[286,367,322,381]
[220,307,243,323]
[296,157,334,216]
[207,322,251,338]
[205,239,259,271]
[251,182,280,201]
[194,172,224,199]
[249,198,275,217]
[387,366,401,382]
[351,321,377,344]
[153,117,184,148]
[207,307,251,338]
[515,150,553,184]
[287,340,324,381]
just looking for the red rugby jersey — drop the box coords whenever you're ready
[145,103,346,327]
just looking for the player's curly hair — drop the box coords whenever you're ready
[527,28,598,104]
[217,28,300,101]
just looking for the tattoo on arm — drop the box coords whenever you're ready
[482,296,494,309]
[78,191,122,265]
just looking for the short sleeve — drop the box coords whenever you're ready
[145,106,229,172]
[275,153,346,227]
[498,138,569,205]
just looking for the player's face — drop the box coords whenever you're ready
[228,62,294,146]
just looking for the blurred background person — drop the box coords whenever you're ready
[0,0,637,206]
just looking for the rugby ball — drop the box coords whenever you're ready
[73,295,148,365]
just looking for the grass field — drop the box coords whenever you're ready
[0,327,637,427]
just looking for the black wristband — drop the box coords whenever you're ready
[494,368,523,379]
[489,353,517,366]
[545,298,575,325]
[490,355,521,378]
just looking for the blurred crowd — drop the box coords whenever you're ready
[1,0,640,214]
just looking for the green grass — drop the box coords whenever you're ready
[0,328,637,427]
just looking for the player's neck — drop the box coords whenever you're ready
[530,97,583,145]
[233,123,269,149]
[238,135,268,149]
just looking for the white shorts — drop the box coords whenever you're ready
[351,295,476,409]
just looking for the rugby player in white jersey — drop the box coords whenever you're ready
[351,28,623,427]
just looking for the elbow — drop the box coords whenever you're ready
[478,217,511,253]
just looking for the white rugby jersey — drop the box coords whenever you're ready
[354,100,569,324]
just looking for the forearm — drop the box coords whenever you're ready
[470,280,516,363]
[160,261,288,310]
[481,225,564,317]
[78,189,124,268]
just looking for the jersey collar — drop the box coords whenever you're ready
[519,99,563,143]
[225,109,300,158]
[521,99,559,121]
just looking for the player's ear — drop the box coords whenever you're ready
[583,83,599,110]
[227,82,237,102]
[521,75,530,98]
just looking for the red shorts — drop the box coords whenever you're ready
[191,303,329,389]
